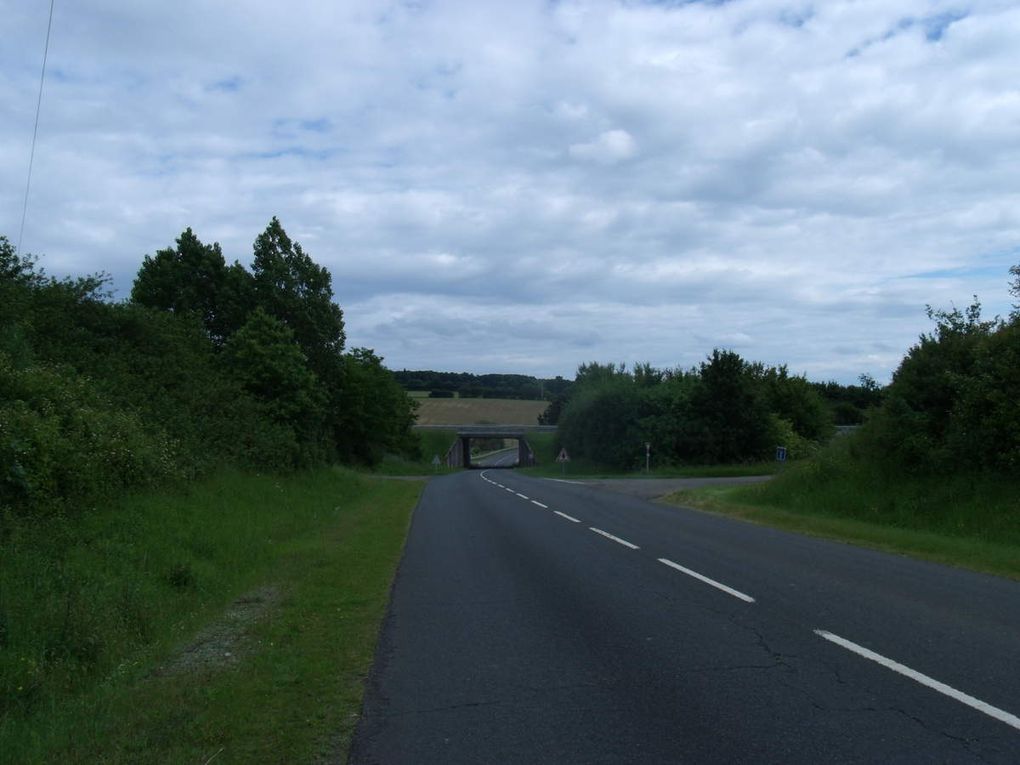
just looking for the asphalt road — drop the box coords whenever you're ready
[349,470,1020,764]
[473,447,519,468]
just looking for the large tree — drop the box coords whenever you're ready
[131,228,252,343]
[251,218,345,379]
[223,307,328,466]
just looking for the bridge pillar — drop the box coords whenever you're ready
[518,438,535,466]
[461,436,472,468]
[445,437,463,467]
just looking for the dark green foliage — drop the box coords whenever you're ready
[1010,264,1019,318]
[251,217,345,380]
[131,228,252,343]
[166,562,196,591]
[810,375,884,425]
[555,352,833,469]
[1,219,418,516]
[687,350,774,463]
[558,378,643,468]
[538,394,567,425]
[759,365,833,441]
[223,308,329,467]
[0,352,178,515]
[861,296,1020,475]
[333,349,420,466]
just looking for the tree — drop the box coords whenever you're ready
[251,218,344,378]
[223,308,328,466]
[1010,264,1020,320]
[687,350,773,463]
[558,378,643,468]
[333,348,419,466]
[760,365,832,441]
[131,228,251,343]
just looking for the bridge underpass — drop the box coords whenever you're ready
[433,425,555,469]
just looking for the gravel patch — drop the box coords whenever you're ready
[155,585,281,677]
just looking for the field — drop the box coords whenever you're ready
[413,397,548,426]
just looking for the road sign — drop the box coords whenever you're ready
[775,446,787,462]
[432,454,441,472]
[556,448,570,463]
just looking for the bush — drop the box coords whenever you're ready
[0,353,179,515]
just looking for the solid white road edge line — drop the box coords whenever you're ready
[546,478,585,485]
[531,500,549,509]
[814,630,1020,732]
[657,558,755,603]
[554,510,581,523]
[589,527,640,550]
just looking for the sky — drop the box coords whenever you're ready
[3,0,1019,383]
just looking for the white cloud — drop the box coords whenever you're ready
[2,0,1019,383]
[569,129,637,164]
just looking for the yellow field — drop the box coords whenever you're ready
[413,397,547,426]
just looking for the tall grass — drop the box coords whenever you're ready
[0,467,422,762]
[730,437,1020,546]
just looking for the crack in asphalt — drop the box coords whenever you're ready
[887,706,995,764]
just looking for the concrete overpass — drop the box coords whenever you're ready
[420,425,556,468]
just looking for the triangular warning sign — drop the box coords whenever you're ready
[556,448,570,463]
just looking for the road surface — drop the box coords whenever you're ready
[472,447,519,468]
[349,470,1020,763]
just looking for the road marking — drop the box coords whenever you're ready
[504,488,515,493]
[546,478,585,485]
[814,630,1020,732]
[554,510,580,522]
[657,558,755,603]
[531,500,548,509]
[515,493,529,499]
[589,527,639,549]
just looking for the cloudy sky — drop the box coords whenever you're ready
[3,0,1019,382]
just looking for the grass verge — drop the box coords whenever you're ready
[1,467,423,763]
[369,429,462,476]
[663,463,1020,581]
[520,459,778,479]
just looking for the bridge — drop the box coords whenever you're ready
[416,425,557,468]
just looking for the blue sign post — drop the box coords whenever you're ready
[775,446,787,463]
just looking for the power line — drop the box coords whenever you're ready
[17,0,56,256]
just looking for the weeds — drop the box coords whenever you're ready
[0,467,421,762]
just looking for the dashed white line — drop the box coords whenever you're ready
[504,488,515,493]
[657,558,755,603]
[814,630,1020,731]
[554,510,580,523]
[589,527,639,550]
[515,493,529,499]
[531,500,548,509]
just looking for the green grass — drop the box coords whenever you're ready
[369,430,462,476]
[0,467,423,763]
[520,456,778,479]
[663,441,1020,579]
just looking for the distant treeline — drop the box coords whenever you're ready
[554,358,838,469]
[552,264,1020,474]
[393,370,573,401]
[1,222,417,517]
